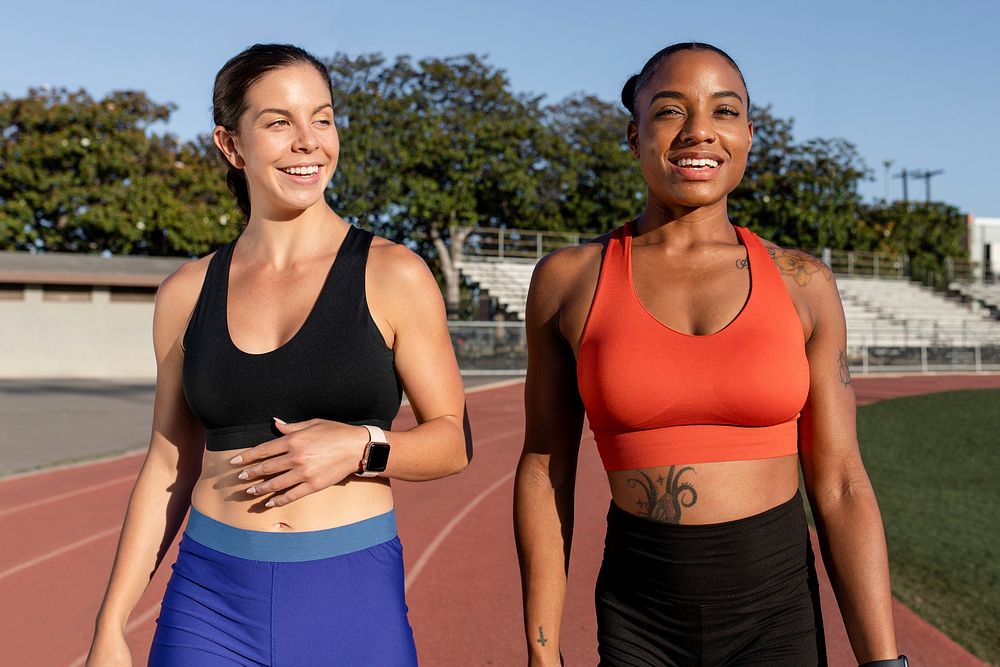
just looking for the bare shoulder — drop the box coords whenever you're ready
[367,234,437,293]
[758,237,836,291]
[158,254,211,302]
[531,236,606,296]
[528,236,607,341]
[757,238,845,339]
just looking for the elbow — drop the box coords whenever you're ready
[452,408,474,474]
[448,435,473,475]
[809,475,879,522]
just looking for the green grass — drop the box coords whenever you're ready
[856,389,1000,664]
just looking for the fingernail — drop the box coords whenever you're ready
[247,486,257,495]
[238,471,249,480]
[273,417,286,425]
[230,455,243,464]
[265,500,275,508]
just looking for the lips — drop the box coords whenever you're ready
[279,165,321,176]
[668,153,724,181]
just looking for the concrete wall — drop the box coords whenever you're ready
[0,286,156,379]
[970,216,1000,280]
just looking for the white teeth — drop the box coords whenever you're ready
[676,158,719,168]
[281,165,320,175]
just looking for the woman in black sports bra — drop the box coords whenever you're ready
[87,44,470,666]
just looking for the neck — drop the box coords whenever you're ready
[239,201,346,269]
[634,195,735,247]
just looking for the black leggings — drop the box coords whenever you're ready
[596,492,826,666]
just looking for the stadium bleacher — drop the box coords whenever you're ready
[456,259,1000,348]
[950,281,1000,318]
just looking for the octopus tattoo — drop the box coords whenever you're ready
[627,466,698,524]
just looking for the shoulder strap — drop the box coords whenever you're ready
[308,224,373,321]
[186,239,236,334]
[584,222,632,323]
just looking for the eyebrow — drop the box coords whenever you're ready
[255,103,333,119]
[647,90,745,108]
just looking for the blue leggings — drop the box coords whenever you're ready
[149,507,417,666]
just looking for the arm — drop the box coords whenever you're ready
[514,255,585,666]
[232,243,469,504]
[88,265,206,661]
[373,243,470,480]
[796,265,898,663]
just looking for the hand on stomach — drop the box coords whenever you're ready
[607,454,800,525]
[192,447,394,532]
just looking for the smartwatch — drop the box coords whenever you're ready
[859,656,908,667]
[355,424,390,477]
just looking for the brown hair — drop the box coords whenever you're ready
[212,44,333,220]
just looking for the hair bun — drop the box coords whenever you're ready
[620,74,638,115]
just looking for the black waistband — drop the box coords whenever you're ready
[602,492,812,604]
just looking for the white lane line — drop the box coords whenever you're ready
[401,422,526,593]
[125,603,162,635]
[0,475,136,519]
[463,378,525,394]
[0,525,121,582]
[404,470,515,593]
[402,424,525,593]
[0,450,145,485]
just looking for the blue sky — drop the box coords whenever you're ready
[2,0,998,217]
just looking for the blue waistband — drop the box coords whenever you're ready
[185,506,397,562]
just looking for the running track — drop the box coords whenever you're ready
[2,375,997,666]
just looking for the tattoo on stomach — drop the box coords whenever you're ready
[626,466,698,524]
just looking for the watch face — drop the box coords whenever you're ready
[365,442,390,472]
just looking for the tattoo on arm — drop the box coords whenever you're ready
[769,248,833,287]
[736,255,749,270]
[536,626,548,647]
[837,348,853,386]
[626,466,698,524]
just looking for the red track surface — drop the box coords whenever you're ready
[2,375,996,666]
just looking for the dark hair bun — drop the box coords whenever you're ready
[620,74,638,115]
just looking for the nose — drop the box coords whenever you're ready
[678,111,715,145]
[292,126,319,152]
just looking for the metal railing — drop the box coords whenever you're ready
[457,227,584,262]
[454,226,980,283]
[448,322,1000,375]
[846,321,1000,348]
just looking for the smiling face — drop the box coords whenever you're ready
[213,63,339,220]
[627,49,753,213]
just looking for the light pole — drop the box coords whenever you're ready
[883,159,894,203]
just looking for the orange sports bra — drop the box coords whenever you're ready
[577,221,810,471]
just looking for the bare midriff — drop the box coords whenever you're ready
[607,454,800,525]
[190,449,395,533]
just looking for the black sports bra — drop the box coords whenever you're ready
[182,224,401,451]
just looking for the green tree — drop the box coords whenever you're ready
[856,202,968,286]
[730,104,870,250]
[326,53,554,316]
[0,88,239,256]
[540,94,645,235]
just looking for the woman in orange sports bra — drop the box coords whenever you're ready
[514,43,905,667]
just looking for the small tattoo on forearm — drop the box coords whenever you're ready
[736,256,749,270]
[837,348,852,386]
[626,466,698,524]
[536,626,548,647]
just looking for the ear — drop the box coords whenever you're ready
[213,126,245,170]
[626,119,640,158]
[747,118,754,151]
